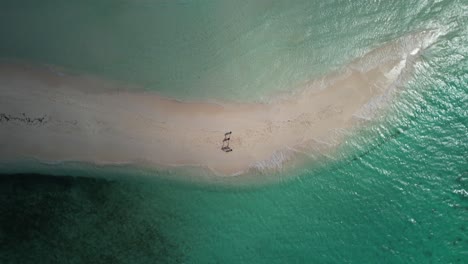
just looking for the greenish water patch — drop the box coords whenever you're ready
[0,0,458,102]
[0,174,187,264]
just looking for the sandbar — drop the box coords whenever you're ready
[0,32,437,176]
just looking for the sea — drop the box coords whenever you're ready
[0,0,467,263]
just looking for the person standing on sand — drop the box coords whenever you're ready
[222,131,233,152]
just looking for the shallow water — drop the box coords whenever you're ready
[0,0,460,102]
[0,0,467,263]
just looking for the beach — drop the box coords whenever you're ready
[0,32,435,176]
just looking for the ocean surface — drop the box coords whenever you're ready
[0,0,467,263]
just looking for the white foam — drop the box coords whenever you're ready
[385,57,407,81]
[353,29,444,120]
[250,149,294,171]
[410,48,420,56]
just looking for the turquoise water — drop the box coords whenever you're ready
[1,0,461,102]
[0,0,467,263]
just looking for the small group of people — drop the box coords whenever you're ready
[221,131,233,152]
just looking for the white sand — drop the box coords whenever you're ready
[0,32,436,176]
